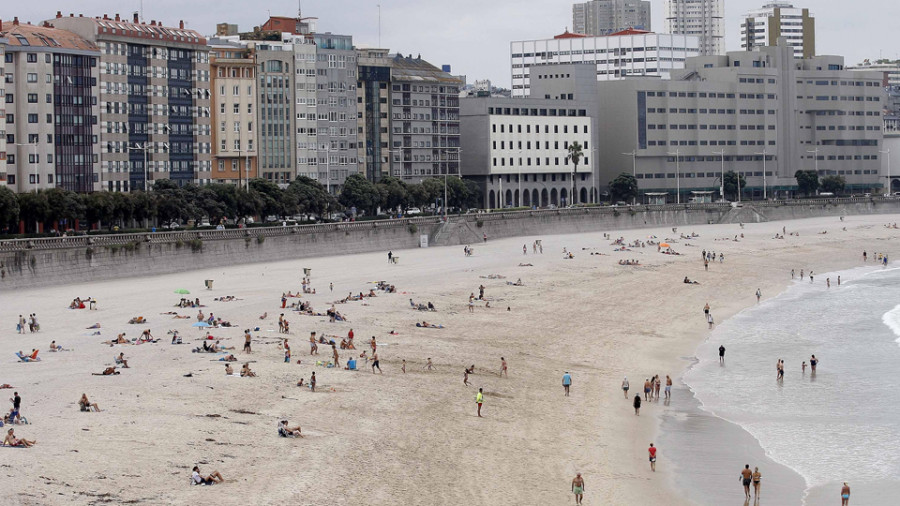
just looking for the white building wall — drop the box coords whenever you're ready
[511,33,700,97]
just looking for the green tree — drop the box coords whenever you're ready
[566,141,584,205]
[463,179,483,210]
[376,176,412,212]
[83,192,114,229]
[0,187,20,231]
[794,170,820,197]
[44,188,84,230]
[609,173,639,203]
[339,174,380,215]
[248,178,287,218]
[17,192,50,233]
[288,176,335,218]
[110,192,135,229]
[723,171,747,201]
[820,175,846,195]
[131,191,157,227]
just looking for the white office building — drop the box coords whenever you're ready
[741,2,815,59]
[665,0,724,56]
[511,30,700,97]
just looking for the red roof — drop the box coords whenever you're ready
[608,28,652,36]
[554,30,587,39]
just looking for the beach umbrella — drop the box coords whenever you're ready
[192,322,210,328]
[175,289,190,294]
[660,243,670,248]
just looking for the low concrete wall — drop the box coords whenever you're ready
[2,198,899,289]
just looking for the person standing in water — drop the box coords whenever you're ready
[752,467,762,500]
[810,354,818,372]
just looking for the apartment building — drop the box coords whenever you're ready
[2,18,100,192]
[461,96,596,209]
[573,0,651,36]
[388,55,462,183]
[52,12,211,192]
[665,0,724,56]
[311,32,357,192]
[741,2,815,59]
[356,47,392,182]
[209,40,257,187]
[254,44,295,185]
[511,30,700,97]
[528,42,884,200]
[0,34,7,185]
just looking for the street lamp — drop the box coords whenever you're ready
[14,143,38,191]
[755,149,768,200]
[667,149,681,204]
[126,142,151,191]
[622,149,636,205]
[712,150,726,202]
[516,149,522,207]
[880,149,891,196]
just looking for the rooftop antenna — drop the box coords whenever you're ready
[140,0,143,22]
[378,4,381,47]
[298,0,302,18]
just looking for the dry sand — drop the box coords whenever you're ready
[1,214,897,505]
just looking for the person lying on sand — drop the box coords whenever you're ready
[79,394,101,412]
[191,466,224,485]
[102,334,130,346]
[416,321,444,329]
[128,317,146,324]
[259,312,267,320]
[3,428,35,447]
[219,354,237,362]
[518,263,533,267]
[86,323,101,329]
[92,367,120,376]
[683,276,700,285]
[172,315,190,319]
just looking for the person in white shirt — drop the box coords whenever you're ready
[192,466,224,485]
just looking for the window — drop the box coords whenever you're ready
[27,73,38,83]
[26,53,37,63]
[28,114,38,124]
[27,93,38,103]
[233,103,239,114]
[234,139,241,150]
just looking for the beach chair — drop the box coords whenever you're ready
[15,352,39,362]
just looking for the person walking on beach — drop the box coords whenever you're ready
[665,375,672,400]
[387,251,393,263]
[332,345,340,368]
[622,377,630,398]
[243,330,252,354]
[810,271,814,283]
[703,302,710,318]
[838,275,841,286]
[707,312,715,329]
[752,467,762,500]
[654,376,661,400]
[571,473,585,505]
[500,357,508,378]
[719,345,726,364]
[523,244,527,255]
[464,368,470,386]
[756,288,762,303]
[309,332,318,355]
[777,359,784,380]
[841,482,850,505]
[17,315,26,334]
[791,268,795,279]
[475,388,484,417]
[648,443,657,472]
[644,378,652,401]
[863,251,867,262]
[329,282,333,293]
[424,358,434,371]
[810,354,818,372]
[562,372,573,396]
[827,278,831,288]
[741,464,753,500]
[371,352,382,374]
[310,371,316,392]
[633,394,641,415]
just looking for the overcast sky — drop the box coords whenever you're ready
[12,0,900,87]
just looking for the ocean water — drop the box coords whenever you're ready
[683,266,900,505]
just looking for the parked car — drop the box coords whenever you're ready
[162,222,181,230]
[406,207,422,215]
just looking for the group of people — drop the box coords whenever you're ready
[16,314,39,334]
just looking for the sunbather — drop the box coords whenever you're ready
[79,394,101,412]
[240,363,256,377]
[115,353,130,368]
[191,466,224,485]
[3,428,35,447]
[277,420,303,438]
[92,367,120,376]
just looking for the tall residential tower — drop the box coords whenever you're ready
[665,0,724,56]
[572,0,651,36]
[741,2,815,59]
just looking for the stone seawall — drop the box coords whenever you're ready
[1,198,898,289]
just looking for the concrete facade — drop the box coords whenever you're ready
[1,19,101,193]
[460,96,596,209]
[209,41,258,187]
[573,0,652,36]
[51,12,212,192]
[511,30,700,97]
[0,38,6,183]
[665,0,724,56]
[254,45,296,185]
[741,2,815,59]
[312,32,358,193]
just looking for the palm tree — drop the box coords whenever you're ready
[567,141,584,205]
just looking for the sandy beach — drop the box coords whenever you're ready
[2,213,897,505]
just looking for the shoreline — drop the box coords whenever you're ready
[668,261,900,505]
[2,214,897,504]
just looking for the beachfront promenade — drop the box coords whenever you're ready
[1,197,898,289]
